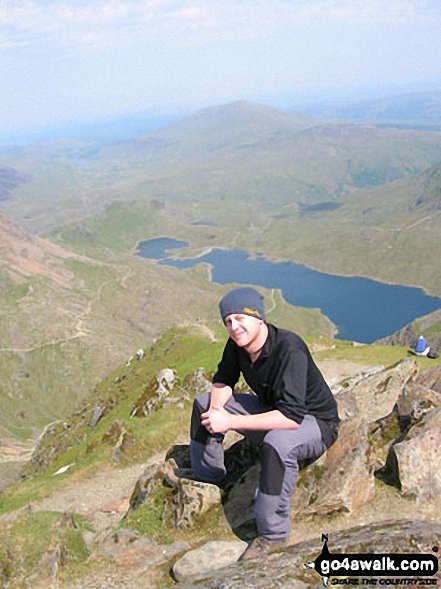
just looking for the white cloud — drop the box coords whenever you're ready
[298,0,436,24]
[1,0,438,53]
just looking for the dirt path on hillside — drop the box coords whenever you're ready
[30,459,161,542]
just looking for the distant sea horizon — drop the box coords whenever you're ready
[0,112,182,148]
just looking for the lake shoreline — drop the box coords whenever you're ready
[136,238,441,343]
[138,241,441,300]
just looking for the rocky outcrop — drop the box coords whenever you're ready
[176,520,441,588]
[172,540,247,582]
[334,359,418,423]
[129,435,260,532]
[125,357,441,586]
[414,364,441,393]
[89,527,188,567]
[130,368,180,417]
[172,477,222,529]
[130,366,213,417]
[393,406,441,501]
[224,360,419,522]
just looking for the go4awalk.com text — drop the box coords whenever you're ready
[309,535,439,586]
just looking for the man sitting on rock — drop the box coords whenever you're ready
[175,287,340,561]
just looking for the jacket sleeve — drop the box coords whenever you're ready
[212,338,241,390]
[272,347,309,423]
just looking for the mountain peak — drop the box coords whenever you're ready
[164,99,320,132]
[128,100,322,156]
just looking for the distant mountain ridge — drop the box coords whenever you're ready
[304,89,441,128]
[94,100,441,211]
[100,100,323,160]
[3,99,441,235]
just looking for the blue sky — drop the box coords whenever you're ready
[1,0,441,135]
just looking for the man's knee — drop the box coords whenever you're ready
[259,442,285,495]
[195,392,210,410]
[190,393,210,442]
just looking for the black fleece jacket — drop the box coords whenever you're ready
[213,323,340,443]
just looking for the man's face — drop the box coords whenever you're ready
[225,313,262,348]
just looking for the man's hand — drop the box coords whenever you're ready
[201,406,232,434]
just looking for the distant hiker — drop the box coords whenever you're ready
[175,287,340,561]
[414,335,438,359]
[415,335,429,356]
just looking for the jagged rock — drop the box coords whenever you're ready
[396,381,441,423]
[129,458,177,510]
[181,367,213,395]
[130,368,196,418]
[163,367,214,408]
[368,408,403,468]
[89,402,105,428]
[129,453,222,529]
[335,359,418,423]
[178,520,441,589]
[414,364,441,394]
[293,420,375,516]
[284,361,417,516]
[101,420,136,459]
[89,527,189,567]
[172,540,248,582]
[173,478,222,528]
[393,406,441,502]
[130,368,180,417]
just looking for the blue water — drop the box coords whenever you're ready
[137,237,189,260]
[136,238,441,343]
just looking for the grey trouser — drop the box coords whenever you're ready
[190,392,327,541]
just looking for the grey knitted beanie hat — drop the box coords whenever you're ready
[219,287,266,324]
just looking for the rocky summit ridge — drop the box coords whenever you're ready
[1,353,441,589]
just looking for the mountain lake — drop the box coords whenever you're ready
[136,237,441,344]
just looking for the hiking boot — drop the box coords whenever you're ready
[165,468,226,489]
[238,536,287,561]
